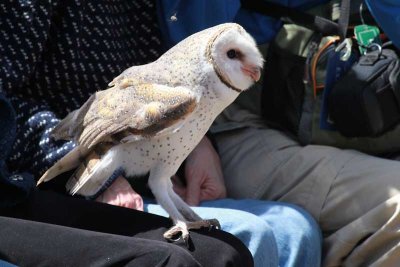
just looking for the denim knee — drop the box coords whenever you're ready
[201,199,322,267]
[214,209,279,267]
[146,202,280,267]
[0,260,17,267]
[256,202,322,267]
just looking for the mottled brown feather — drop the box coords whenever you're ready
[52,83,199,149]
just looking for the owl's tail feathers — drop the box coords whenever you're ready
[37,146,88,186]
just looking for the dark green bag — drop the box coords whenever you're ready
[261,25,400,155]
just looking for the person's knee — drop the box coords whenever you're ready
[228,210,276,244]
[195,203,278,252]
[207,199,322,246]
[271,203,322,266]
[280,203,321,244]
[264,202,321,245]
[218,209,279,267]
[240,200,321,246]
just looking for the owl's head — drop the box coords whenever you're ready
[206,23,264,93]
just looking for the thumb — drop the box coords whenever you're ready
[129,187,144,211]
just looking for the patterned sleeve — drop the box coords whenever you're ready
[6,95,76,179]
[0,1,73,178]
[1,0,164,180]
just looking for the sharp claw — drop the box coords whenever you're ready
[163,226,184,241]
[163,221,189,243]
[163,232,181,242]
[182,231,190,247]
[163,219,220,247]
[164,224,190,248]
[205,219,221,230]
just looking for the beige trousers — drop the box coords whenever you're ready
[215,126,400,267]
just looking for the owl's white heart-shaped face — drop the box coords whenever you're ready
[209,25,264,92]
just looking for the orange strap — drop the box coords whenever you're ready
[311,37,340,98]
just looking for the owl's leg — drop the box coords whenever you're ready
[148,169,220,244]
[163,185,221,243]
[168,187,202,221]
[148,170,186,222]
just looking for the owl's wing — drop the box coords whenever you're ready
[52,82,200,149]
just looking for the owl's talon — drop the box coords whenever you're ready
[164,221,190,243]
[205,219,221,230]
[163,219,221,245]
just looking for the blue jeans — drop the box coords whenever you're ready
[145,199,321,267]
[0,260,16,267]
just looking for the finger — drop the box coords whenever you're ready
[130,190,144,211]
[123,185,144,211]
[185,179,201,206]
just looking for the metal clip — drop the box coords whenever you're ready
[365,43,382,56]
[335,38,352,61]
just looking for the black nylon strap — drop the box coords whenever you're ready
[338,0,350,40]
[241,0,350,40]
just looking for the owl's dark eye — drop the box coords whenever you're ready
[227,49,237,59]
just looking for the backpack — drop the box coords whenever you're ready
[243,0,400,155]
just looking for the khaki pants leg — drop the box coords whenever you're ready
[215,127,400,267]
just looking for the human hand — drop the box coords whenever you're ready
[172,136,226,206]
[96,176,144,211]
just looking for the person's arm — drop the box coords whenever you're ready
[5,95,76,180]
[0,1,75,179]
[156,0,329,48]
[0,93,36,208]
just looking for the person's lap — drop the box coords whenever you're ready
[0,216,201,267]
[201,199,322,267]
[146,198,322,267]
[215,126,400,266]
[146,200,278,267]
[0,190,253,267]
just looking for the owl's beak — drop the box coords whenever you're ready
[241,65,261,82]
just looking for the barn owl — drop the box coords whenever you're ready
[37,23,263,243]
